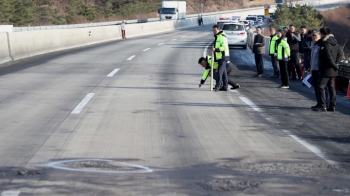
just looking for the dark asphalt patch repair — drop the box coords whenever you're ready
[201,179,260,192]
[66,160,142,171]
[217,162,350,175]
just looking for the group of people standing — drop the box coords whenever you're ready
[254,25,343,111]
[197,24,343,112]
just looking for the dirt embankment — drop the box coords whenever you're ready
[320,5,350,58]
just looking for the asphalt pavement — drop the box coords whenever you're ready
[0,25,350,196]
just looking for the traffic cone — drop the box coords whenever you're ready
[345,79,350,99]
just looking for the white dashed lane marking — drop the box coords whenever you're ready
[107,68,120,77]
[127,55,136,60]
[71,93,95,114]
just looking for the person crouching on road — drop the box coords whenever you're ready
[275,30,291,89]
[212,25,229,91]
[198,56,240,90]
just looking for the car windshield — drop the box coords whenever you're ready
[222,24,244,31]
[217,22,230,29]
[161,8,176,14]
[246,17,256,21]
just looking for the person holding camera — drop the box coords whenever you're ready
[286,24,302,80]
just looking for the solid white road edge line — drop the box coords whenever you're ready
[282,130,337,164]
[1,191,21,196]
[143,48,151,51]
[238,96,336,164]
[158,42,164,45]
[239,97,261,112]
[71,93,95,114]
[127,55,136,60]
[107,68,120,77]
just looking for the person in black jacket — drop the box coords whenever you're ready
[301,28,312,72]
[313,27,341,112]
[286,24,302,80]
[253,27,266,77]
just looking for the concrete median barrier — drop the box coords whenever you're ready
[0,33,12,66]
[8,26,122,61]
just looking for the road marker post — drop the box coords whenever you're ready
[210,52,214,91]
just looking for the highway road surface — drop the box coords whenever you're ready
[0,26,350,196]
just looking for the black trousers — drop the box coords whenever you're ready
[226,63,238,87]
[279,60,289,86]
[254,53,264,75]
[288,51,302,78]
[270,54,280,76]
[215,59,228,90]
[312,70,321,105]
[318,76,336,108]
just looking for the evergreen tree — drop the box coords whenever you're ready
[273,3,324,31]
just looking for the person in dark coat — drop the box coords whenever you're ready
[301,28,312,72]
[313,27,341,112]
[253,27,266,77]
[286,24,302,80]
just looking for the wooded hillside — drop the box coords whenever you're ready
[0,0,275,26]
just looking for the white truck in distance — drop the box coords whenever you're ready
[158,1,186,20]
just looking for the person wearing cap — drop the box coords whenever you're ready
[313,27,341,112]
[198,56,240,90]
[121,21,126,39]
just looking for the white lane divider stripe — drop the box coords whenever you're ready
[127,55,136,60]
[282,130,337,164]
[158,42,164,45]
[181,36,187,38]
[107,68,120,77]
[143,48,151,51]
[203,42,212,57]
[71,93,95,114]
[239,97,261,112]
[172,39,177,41]
[1,191,21,196]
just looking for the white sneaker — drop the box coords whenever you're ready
[281,86,289,89]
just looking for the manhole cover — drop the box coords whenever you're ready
[47,159,153,174]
